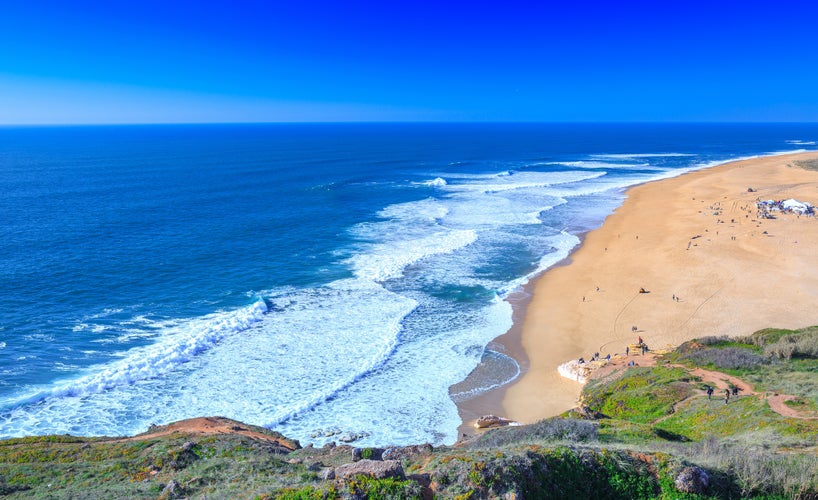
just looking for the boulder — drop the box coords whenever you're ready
[474,415,514,429]
[333,459,405,480]
[574,405,606,420]
[158,480,182,500]
[319,467,336,480]
[675,466,709,494]
[382,444,433,462]
[352,447,384,461]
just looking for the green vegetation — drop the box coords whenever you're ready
[583,366,694,423]
[3,326,818,498]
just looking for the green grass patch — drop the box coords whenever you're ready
[655,395,781,441]
[583,366,695,424]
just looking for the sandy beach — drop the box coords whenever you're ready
[458,152,818,429]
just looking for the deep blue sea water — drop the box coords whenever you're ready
[1,123,817,445]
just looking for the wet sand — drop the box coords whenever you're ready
[456,152,818,429]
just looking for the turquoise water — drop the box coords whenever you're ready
[1,123,816,445]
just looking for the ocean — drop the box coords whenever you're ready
[1,123,817,446]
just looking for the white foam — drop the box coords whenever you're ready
[449,350,521,403]
[418,177,447,187]
[442,170,607,195]
[347,229,477,282]
[6,299,268,409]
[786,140,817,146]
[376,197,448,222]
[550,160,656,170]
[257,281,418,427]
[592,153,695,159]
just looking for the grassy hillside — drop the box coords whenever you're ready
[2,326,818,499]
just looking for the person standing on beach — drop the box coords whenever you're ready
[625,346,629,356]
[706,386,713,399]
[724,389,730,404]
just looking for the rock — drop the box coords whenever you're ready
[382,444,433,462]
[306,461,323,472]
[339,431,371,443]
[574,405,606,420]
[159,480,182,499]
[338,433,357,443]
[267,444,294,455]
[180,441,196,452]
[675,466,709,494]
[319,467,336,480]
[474,414,513,429]
[352,447,384,462]
[407,472,431,487]
[334,459,405,480]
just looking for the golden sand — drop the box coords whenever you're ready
[460,152,818,427]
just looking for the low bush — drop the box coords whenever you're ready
[697,335,732,346]
[469,418,598,449]
[764,331,818,360]
[682,346,769,370]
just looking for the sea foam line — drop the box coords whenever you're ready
[3,299,268,411]
[263,282,417,429]
[347,229,478,282]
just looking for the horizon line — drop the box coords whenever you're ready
[3,120,818,127]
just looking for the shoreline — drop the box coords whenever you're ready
[453,235,584,436]
[455,151,818,430]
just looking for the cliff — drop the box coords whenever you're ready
[2,325,818,499]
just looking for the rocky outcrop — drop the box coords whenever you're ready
[474,415,515,429]
[674,465,710,494]
[158,480,182,500]
[572,405,607,420]
[352,447,384,461]
[333,459,405,480]
[382,443,433,462]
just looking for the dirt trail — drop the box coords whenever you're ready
[586,352,818,420]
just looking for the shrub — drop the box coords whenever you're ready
[764,332,818,360]
[697,335,732,346]
[345,475,422,500]
[682,347,769,370]
[469,418,598,449]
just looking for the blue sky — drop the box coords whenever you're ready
[1,1,817,123]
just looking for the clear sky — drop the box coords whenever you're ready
[2,0,817,124]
